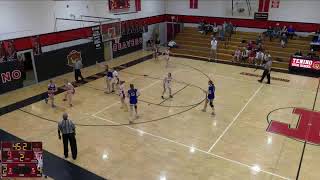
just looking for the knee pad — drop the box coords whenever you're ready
[209,101,213,107]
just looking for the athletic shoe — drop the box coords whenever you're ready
[169,95,173,98]
[45,98,48,104]
[211,112,216,115]
[202,109,206,112]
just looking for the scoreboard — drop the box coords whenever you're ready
[0,142,43,178]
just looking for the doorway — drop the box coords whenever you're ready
[17,50,38,86]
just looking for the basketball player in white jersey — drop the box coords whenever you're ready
[164,48,170,68]
[96,62,112,93]
[63,80,75,107]
[112,69,119,93]
[119,81,128,111]
[45,80,57,108]
[161,72,173,99]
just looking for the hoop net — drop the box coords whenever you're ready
[101,19,121,42]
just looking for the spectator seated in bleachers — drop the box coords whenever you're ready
[281,25,288,36]
[256,42,264,52]
[241,47,249,62]
[247,41,255,51]
[255,50,265,65]
[307,49,318,58]
[212,23,218,37]
[265,26,274,41]
[294,50,303,56]
[233,48,241,62]
[287,25,296,39]
[168,40,178,48]
[219,27,225,41]
[256,35,263,45]
[273,23,281,38]
[280,33,288,48]
[248,50,256,64]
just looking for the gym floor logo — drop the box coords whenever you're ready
[267,107,320,145]
[67,50,82,66]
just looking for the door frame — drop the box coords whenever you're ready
[17,50,39,83]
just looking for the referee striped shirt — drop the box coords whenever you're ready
[58,119,75,134]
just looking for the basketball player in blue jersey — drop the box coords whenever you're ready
[128,84,140,123]
[45,80,57,108]
[161,72,173,99]
[202,80,215,115]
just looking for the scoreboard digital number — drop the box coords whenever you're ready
[0,142,43,178]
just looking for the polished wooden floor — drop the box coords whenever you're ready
[1,51,319,180]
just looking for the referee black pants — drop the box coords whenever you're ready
[62,133,77,159]
[260,69,271,84]
[74,69,84,82]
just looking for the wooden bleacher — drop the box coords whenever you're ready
[171,27,312,71]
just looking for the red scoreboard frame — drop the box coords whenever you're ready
[0,142,43,178]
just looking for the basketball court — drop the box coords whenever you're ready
[1,52,320,180]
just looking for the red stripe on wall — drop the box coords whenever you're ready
[39,27,92,47]
[14,38,32,51]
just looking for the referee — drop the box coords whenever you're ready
[58,113,77,160]
[258,53,272,84]
[74,59,84,83]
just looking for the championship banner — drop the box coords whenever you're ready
[92,26,103,50]
[112,32,143,58]
[190,0,198,9]
[0,41,6,63]
[0,61,24,94]
[109,0,130,12]
[31,36,42,55]
[3,40,17,62]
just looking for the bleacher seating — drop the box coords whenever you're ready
[171,27,312,70]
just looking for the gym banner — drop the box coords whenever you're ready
[34,42,104,82]
[0,41,5,63]
[112,32,143,58]
[92,26,103,50]
[289,56,320,70]
[109,0,130,12]
[3,40,17,62]
[0,61,24,94]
